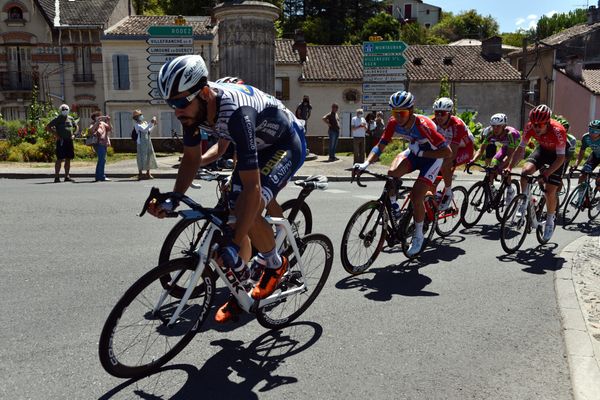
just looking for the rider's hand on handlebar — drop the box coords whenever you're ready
[147,197,178,219]
[354,161,370,171]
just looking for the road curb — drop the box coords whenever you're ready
[556,235,600,400]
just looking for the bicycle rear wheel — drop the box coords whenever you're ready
[158,217,211,298]
[562,184,586,226]
[256,233,333,330]
[436,186,467,237]
[99,258,214,379]
[500,194,529,254]
[280,199,313,236]
[401,195,437,259]
[340,200,387,274]
[588,188,600,220]
[557,174,570,209]
[494,180,520,222]
[535,196,550,244]
[463,181,489,228]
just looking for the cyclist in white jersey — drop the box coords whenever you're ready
[148,55,307,323]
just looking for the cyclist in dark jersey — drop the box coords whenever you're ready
[148,55,306,323]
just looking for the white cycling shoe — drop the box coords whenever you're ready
[542,220,555,242]
[515,201,527,219]
[439,190,453,211]
[407,235,424,257]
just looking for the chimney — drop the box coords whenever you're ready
[565,56,583,81]
[292,29,307,63]
[481,36,502,61]
[588,3,600,24]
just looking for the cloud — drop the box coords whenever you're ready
[546,10,558,18]
[515,17,525,26]
[527,14,537,21]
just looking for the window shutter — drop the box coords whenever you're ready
[112,54,119,90]
[282,77,290,100]
[119,55,130,90]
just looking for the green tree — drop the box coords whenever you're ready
[349,12,401,43]
[536,8,587,39]
[500,30,528,47]
[430,10,499,42]
[439,76,450,98]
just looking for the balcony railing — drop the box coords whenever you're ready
[0,71,33,91]
[73,73,95,83]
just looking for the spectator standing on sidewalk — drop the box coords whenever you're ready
[322,103,340,161]
[365,111,377,151]
[45,104,78,183]
[132,109,158,180]
[295,95,312,133]
[372,111,385,145]
[351,108,367,163]
[89,112,112,182]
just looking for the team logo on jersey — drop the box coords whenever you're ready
[229,84,254,96]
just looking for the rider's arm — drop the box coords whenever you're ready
[498,147,516,171]
[199,138,230,166]
[574,137,587,168]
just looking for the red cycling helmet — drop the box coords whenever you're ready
[529,104,552,124]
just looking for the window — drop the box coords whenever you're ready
[114,111,133,138]
[160,111,182,137]
[275,77,290,100]
[426,9,430,15]
[74,47,93,82]
[8,6,23,20]
[112,54,130,90]
[6,46,32,90]
[77,106,97,125]
[1,106,23,121]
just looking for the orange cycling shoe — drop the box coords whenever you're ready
[251,257,288,300]
[214,297,242,323]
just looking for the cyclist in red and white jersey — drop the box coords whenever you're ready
[507,104,569,241]
[431,97,474,210]
[354,90,451,256]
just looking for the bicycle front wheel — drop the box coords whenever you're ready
[340,200,387,274]
[562,184,586,226]
[463,181,489,228]
[99,258,215,379]
[557,174,571,209]
[281,199,313,236]
[256,233,333,330]
[500,194,529,254]
[436,186,467,237]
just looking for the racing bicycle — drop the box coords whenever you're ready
[98,188,333,379]
[561,168,600,226]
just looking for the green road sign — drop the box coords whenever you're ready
[363,41,408,54]
[148,26,193,36]
[363,54,406,68]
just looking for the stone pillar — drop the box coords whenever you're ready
[213,1,280,94]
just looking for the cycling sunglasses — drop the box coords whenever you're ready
[532,122,546,129]
[391,109,410,117]
[590,128,600,135]
[434,110,449,116]
[166,89,201,110]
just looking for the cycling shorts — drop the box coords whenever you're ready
[229,132,304,209]
[525,146,567,186]
[394,149,443,185]
[485,143,497,160]
[583,153,600,174]
[453,142,474,167]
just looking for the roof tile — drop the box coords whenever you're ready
[36,0,121,26]
[105,15,212,36]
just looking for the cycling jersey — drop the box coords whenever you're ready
[581,132,600,158]
[379,114,448,152]
[182,82,307,171]
[520,119,567,155]
[434,115,472,148]
[482,126,521,149]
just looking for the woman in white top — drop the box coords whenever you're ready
[132,109,158,180]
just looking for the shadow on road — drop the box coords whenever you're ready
[99,321,322,400]
[459,223,501,242]
[497,243,564,275]
[561,220,600,234]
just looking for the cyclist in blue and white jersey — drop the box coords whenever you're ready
[148,55,307,323]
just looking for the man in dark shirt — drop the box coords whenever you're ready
[46,104,78,182]
[322,103,340,161]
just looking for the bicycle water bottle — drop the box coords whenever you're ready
[391,201,402,221]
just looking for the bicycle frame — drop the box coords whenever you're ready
[158,212,307,327]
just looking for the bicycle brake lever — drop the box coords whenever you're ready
[139,187,162,217]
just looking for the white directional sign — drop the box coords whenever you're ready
[363,74,407,82]
[148,80,158,89]
[363,104,389,112]
[147,46,194,55]
[362,94,392,103]
[363,83,406,93]
[150,99,166,105]
[147,37,193,46]
[147,72,158,82]
[147,63,165,73]
[363,67,407,76]
[147,55,177,64]
[148,88,161,98]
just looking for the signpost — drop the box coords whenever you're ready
[147,23,193,102]
[362,39,408,111]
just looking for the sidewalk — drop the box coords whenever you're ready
[1,154,599,396]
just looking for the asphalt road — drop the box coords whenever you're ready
[0,177,590,399]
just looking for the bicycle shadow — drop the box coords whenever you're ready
[561,219,600,234]
[336,263,439,302]
[459,224,501,241]
[99,321,322,400]
[497,243,564,275]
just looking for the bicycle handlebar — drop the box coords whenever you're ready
[348,167,407,189]
[197,168,230,182]
[139,187,208,219]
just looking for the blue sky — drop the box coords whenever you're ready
[428,0,591,32]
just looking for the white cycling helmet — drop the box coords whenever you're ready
[158,55,208,100]
[432,97,453,112]
[490,113,507,126]
[215,76,244,84]
[389,90,415,109]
